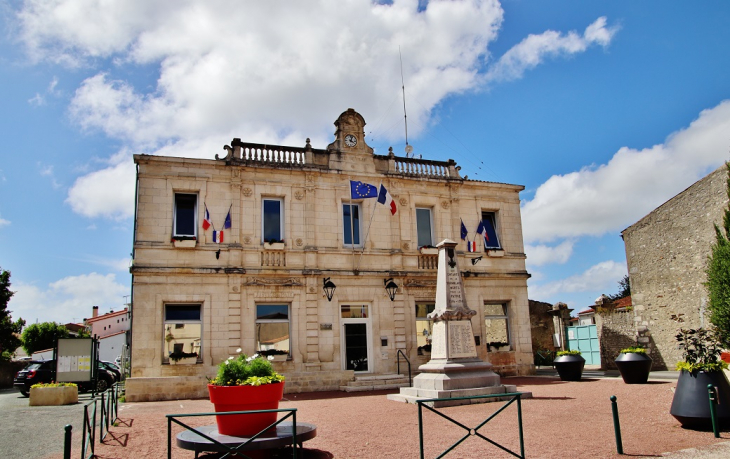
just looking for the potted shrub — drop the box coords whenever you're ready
[670,328,730,429]
[208,350,285,437]
[29,382,78,406]
[168,351,198,365]
[615,346,653,384]
[553,350,585,381]
[258,348,289,362]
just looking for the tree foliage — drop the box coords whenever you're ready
[607,274,631,301]
[706,162,730,348]
[21,322,69,356]
[0,268,25,361]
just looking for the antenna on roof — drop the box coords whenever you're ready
[400,47,414,158]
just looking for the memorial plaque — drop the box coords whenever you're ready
[447,321,477,358]
[430,321,447,359]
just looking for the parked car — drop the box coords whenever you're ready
[13,360,116,396]
[100,361,122,382]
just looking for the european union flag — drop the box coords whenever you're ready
[460,219,468,240]
[350,180,378,199]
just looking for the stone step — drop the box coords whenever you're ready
[339,382,411,392]
[352,373,406,381]
[346,377,410,387]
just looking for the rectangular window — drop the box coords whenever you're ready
[174,194,197,237]
[416,208,433,248]
[256,304,290,357]
[415,303,435,355]
[481,212,501,250]
[341,305,369,319]
[262,198,283,242]
[164,304,202,362]
[484,303,510,351]
[343,203,361,246]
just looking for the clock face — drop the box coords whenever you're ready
[344,134,357,147]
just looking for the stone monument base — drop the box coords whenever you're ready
[387,358,532,407]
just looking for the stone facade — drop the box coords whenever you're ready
[595,309,636,370]
[127,108,533,401]
[528,300,557,358]
[622,165,728,370]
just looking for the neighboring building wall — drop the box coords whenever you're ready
[528,300,557,360]
[622,165,728,370]
[595,309,636,370]
[86,309,130,339]
[99,332,128,362]
[128,109,533,401]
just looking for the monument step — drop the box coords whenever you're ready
[339,383,411,392]
[352,373,406,381]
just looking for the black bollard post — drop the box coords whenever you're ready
[63,424,72,459]
[610,396,624,455]
[708,384,720,438]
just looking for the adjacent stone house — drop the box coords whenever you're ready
[622,164,728,370]
[126,108,533,401]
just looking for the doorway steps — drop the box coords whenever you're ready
[340,374,411,392]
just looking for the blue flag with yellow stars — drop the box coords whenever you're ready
[350,180,378,199]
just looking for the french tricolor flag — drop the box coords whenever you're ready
[377,185,397,215]
[212,230,224,243]
[467,240,477,252]
[202,204,212,231]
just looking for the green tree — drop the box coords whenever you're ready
[0,268,25,361]
[21,322,70,356]
[607,274,631,301]
[706,162,730,348]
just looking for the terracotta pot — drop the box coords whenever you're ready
[553,354,585,381]
[615,352,652,384]
[208,382,285,437]
[670,370,730,429]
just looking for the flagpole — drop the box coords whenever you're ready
[356,182,381,271]
[350,189,356,272]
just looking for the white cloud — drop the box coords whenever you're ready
[522,100,730,243]
[485,16,618,84]
[66,157,136,219]
[28,93,45,106]
[0,215,10,228]
[525,240,574,267]
[38,163,62,189]
[8,273,129,325]
[528,260,626,301]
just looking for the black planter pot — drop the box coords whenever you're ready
[670,370,730,429]
[615,352,652,384]
[553,354,585,381]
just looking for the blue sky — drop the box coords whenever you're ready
[2,1,730,324]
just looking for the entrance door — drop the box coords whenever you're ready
[566,324,600,365]
[341,305,372,373]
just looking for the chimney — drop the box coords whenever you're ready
[92,306,99,318]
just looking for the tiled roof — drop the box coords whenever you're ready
[86,308,129,323]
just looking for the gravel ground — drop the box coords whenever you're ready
[36,376,730,459]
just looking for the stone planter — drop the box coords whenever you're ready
[615,352,653,384]
[29,385,78,406]
[553,354,585,381]
[208,382,285,437]
[264,242,285,250]
[670,370,730,429]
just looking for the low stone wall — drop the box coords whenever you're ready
[595,310,637,370]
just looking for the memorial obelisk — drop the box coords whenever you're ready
[388,239,525,407]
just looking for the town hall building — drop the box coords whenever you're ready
[126,109,533,401]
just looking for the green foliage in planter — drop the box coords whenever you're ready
[31,382,77,388]
[675,328,729,372]
[168,351,198,362]
[619,347,647,354]
[209,350,284,386]
[556,350,581,357]
[257,348,289,356]
[705,163,730,348]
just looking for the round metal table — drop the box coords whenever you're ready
[176,422,317,458]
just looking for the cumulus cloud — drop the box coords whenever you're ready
[9,273,129,324]
[525,240,574,267]
[66,155,136,219]
[0,215,10,228]
[528,260,626,301]
[522,100,730,243]
[485,16,618,84]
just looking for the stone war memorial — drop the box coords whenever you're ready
[388,239,531,407]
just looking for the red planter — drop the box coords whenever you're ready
[208,382,285,437]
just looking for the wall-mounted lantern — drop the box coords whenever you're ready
[323,277,337,302]
[384,278,398,302]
